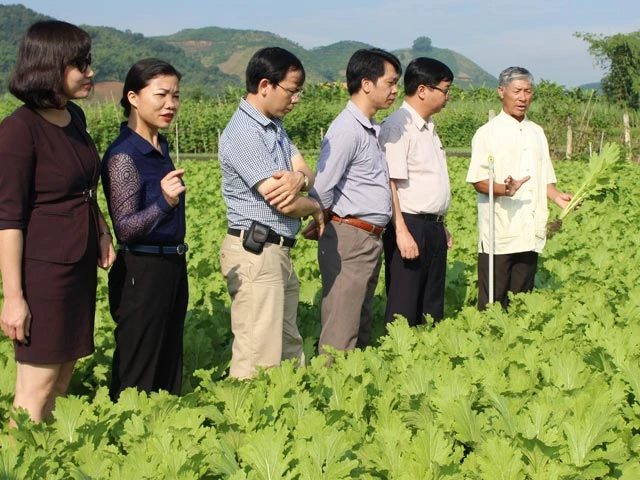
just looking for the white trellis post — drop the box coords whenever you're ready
[175,120,180,162]
[488,155,495,305]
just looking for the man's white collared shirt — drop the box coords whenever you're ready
[466,110,557,254]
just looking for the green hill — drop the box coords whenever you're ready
[0,4,498,97]
[161,30,498,88]
[0,4,49,94]
[157,30,369,85]
[83,25,238,96]
[306,41,373,83]
[0,4,238,97]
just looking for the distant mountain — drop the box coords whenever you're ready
[158,28,374,85]
[578,82,602,92]
[394,42,497,88]
[0,4,498,97]
[159,30,498,88]
[0,4,238,97]
[156,26,312,81]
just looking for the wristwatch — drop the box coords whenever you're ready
[302,173,309,191]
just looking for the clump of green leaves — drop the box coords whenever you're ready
[548,142,621,233]
[560,142,621,220]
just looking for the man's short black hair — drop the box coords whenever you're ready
[346,48,402,95]
[245,47,305,93]
[403,57,454,96]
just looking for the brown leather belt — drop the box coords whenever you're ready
[330,213,385,236]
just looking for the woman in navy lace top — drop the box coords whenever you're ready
[101,58,188,401]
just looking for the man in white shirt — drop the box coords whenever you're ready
[380,57,454,326]
[466,66,571,310]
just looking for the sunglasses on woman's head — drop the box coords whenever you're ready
[70,53,92,73]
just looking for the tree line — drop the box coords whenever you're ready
[0,30,638,159]
[0,80,637,160]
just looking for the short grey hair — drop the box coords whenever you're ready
[498,67,534,88]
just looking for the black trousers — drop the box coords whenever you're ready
[477,251,537,310]
[384,214,447,326]
[108,250,188,401]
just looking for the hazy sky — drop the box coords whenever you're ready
[4,0,638,87]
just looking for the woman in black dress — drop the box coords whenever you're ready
[0,21,116,422]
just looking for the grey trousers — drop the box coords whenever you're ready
[317,221,383,354]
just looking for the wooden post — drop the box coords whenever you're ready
[566,116,573,159]
[488,109,496,121]
[623,111,631,160]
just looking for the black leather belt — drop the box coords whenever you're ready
[404,212,446,223]
[120,243,189,255]
[227,228,296,248]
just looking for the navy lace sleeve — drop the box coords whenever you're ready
[104,152,168,243]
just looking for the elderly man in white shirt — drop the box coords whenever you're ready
[466,66,571,310]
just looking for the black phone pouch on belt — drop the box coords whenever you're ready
[242,221,270,254]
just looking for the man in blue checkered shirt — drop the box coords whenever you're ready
[219,47,324,379]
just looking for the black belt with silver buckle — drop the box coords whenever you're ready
[119,243,189,255]
[404,212,446,223]
[227,228,296,248]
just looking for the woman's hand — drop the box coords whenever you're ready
[161,169,186,207]
[0,295,32,344]
[98,233,116,269]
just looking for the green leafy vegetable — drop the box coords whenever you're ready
[549,142,622,234]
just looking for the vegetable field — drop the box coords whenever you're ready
[1,152,640,479]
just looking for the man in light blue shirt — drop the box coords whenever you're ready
[305,48,401,354]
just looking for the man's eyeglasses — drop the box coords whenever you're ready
[276,83,304,100]
[428,85,450,96]
[70,53,92,74]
